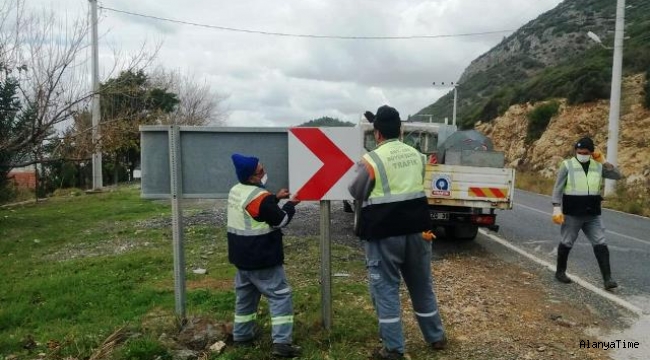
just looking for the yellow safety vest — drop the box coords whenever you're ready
[562,157,603,196]
[227,183,274,236]
[362,139,426,206]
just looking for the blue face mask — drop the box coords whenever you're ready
[576,154,591,163]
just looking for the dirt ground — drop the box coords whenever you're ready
[401,247,617,360]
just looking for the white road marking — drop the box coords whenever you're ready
[524,240,551,245]
[479,229,645,316]
[515,203,549,216]
[606,230,650,246]
[515,203,650,246]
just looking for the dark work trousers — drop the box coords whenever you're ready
[561,215,606,247]
[364,233,446,354]
[233,265,294,344]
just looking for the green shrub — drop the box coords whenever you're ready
[526,101,560,144]
[625,201,643,216]
[567,70,611,104]
[477,88,516,122]
[0,183,34,204]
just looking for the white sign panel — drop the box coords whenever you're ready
[288,127,362,201]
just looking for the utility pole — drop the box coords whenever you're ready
[90,0,103,191]
[452,86,458,126]
[432,82,459,127]
[604,0,625,197]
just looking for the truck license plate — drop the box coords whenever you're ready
[431,212,449,221]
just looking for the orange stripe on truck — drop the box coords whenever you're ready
[468,187,507,198]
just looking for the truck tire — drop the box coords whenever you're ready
[445,225,478,241]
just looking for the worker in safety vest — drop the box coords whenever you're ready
[227,153,301,358]
[348,105,446,360]
[551,136,622,290]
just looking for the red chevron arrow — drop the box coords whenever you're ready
[290,128,355,200]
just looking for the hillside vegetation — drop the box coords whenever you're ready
[299,116,355,127]
[416,0,650,129]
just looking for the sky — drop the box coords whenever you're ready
[28,0,563,127]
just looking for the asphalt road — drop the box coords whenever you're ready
[492,189,650,313]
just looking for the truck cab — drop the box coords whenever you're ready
[358,118,457,156]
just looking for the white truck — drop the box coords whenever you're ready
[354,120,515,241]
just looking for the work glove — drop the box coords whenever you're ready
[364,111,375,123]
[592,150,605,163]
[552,206,564,225]
[422,230,436,242]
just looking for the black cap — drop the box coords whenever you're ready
[575,137,595,152]
[373,105,401,139]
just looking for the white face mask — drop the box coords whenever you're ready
[261,173,268,186]
[576,154,591,163]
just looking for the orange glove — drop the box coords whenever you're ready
[422,230,436,241]
[552,206,564,225]
[592,150,604,163]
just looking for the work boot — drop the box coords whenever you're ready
[594,244,618,290]
[271,343,302,358]
[371,347,404,360]
[431,336,448,350]
[555,243,572,284]
[232,324,261,347]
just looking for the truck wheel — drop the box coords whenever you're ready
[445,225,478,241]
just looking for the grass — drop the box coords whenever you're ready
[604,182,650,217]
[515,170,555,196]
[0,186,176,358]
[0,185,414,360]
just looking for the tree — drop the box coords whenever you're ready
[151,69,229,126]
[42,110,93,190]
[0,75,28,200]
[99,69,179,183]
[0,0,158,197]
[0,0,93,171]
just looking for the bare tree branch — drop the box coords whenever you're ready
[150,68,230,126]
[0,2,161,170]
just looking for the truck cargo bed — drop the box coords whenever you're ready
[424,164,515,210]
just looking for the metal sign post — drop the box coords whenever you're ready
[319,200,332,330]
[169,125,186,318]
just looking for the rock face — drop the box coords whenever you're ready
[476,73,650,186]
[459,1,610,83]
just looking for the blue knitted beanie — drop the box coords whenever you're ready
[231,154,259,183]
